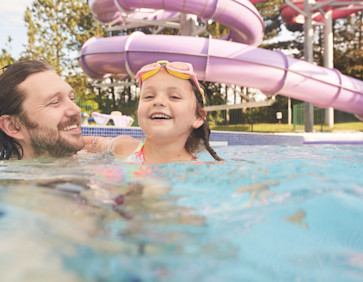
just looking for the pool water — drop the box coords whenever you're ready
[0,145,362,281]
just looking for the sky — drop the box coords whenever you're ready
[0,0,34,59]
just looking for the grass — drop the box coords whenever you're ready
[210,122,363,133]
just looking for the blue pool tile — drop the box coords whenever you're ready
[82,126,304,145]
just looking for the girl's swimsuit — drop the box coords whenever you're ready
[123,141,145,164]
[123,141,199,164]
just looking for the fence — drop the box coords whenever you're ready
[78,97,361,132]
[208,103,361,132]
[293,103,324,132]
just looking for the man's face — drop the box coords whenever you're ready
[18,70,85,158]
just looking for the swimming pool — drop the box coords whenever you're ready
[1,144,362,281]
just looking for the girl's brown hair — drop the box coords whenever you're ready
[185,80,223,161]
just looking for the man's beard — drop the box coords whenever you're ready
[22,115,84,158]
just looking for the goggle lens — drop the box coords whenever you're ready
[136,60,206,105]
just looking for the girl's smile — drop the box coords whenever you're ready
[149,112,172,120]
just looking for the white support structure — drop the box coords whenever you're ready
[288,97,292,126]
[304,0,315,133]
[323,9,334,128]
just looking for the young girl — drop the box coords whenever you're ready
[84,60,223,164]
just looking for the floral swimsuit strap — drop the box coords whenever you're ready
[134,140,145,164]
[123,140,145,164]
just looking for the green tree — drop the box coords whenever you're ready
[334,12,363,80]
[256,0,285,41]
[23,0,107,72]
[0,37,15,69]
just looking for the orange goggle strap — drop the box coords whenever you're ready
[137,60,206,105]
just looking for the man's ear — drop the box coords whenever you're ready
[0,115,24,140]
[192,109,207,129]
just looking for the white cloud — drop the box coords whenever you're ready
[2,0,33,24]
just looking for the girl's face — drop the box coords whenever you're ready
[137,69,204,143]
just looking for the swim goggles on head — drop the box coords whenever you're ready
[136,60,206,105]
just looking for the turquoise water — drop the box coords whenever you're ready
[0,145,362,281]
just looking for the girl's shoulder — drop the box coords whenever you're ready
[111,135,141,158]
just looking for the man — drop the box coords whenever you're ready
[0,60,85,160]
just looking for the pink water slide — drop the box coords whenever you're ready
[80,0,363,120]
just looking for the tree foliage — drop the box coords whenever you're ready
[333,12,363,79]
[23,0,106,72]
[0,37,15,69]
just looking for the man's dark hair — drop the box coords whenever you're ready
[0,60,53,160]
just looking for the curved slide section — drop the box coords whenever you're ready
[88,0,264,46]
[80,32,363,119]
[80,0,363,120]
